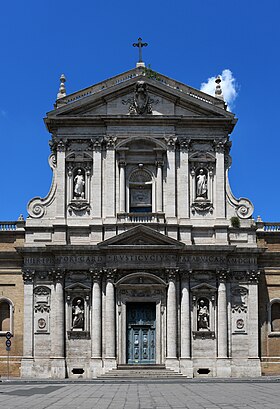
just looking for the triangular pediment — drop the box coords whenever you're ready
[97,225,184,248]
[45,68,235,127]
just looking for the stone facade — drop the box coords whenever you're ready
[257,221,280,375]
[0,220,25,377]
[0,66,278,378]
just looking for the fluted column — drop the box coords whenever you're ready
[51,270,65,358]
[91,270,102,358]
[156,160,163,212]
[181,271,191,358]
[105,269,116,358]
[119,161,126,213]
[217,271,228,358]
[166,269,178,358]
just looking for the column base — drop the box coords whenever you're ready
[216,358,231,378]
[179,358,193,377]
[103,358,117,373]
[90,358,103,378]
[21,358,35,378]
[165,357,180,373]
[50,358,66,379]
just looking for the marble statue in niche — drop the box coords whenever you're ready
[74,169,85,198]
[71,299,84,330]
[196,169,207,198]
[197,298,210,330]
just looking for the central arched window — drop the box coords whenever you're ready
[129,169,152,213]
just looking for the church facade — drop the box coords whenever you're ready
[1,64,279,379]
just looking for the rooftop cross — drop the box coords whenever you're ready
[133,37,148,63]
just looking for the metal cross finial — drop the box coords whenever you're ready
[133,37,148,63]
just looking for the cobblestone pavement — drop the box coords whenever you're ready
[0,380,280,409]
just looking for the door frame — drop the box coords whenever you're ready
[115,272,167,366]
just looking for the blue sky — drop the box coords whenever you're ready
[0,0,279,221]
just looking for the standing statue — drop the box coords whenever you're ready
[197,299,210,331]
[74,169,85,198]
[196,169,207,198]
[71,299,84,330]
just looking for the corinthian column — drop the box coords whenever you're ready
[105,270,116,359]
[181,271,191,358]
[156,160,163,212]
[166,269,178,358]
[91,270,102,358]
[51,271,65,358]
[119,161,126,213]
[217,271,228,358]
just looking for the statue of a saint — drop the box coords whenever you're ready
[196,169,207,198]
[74,169,85,198]
[71,299,84,330]
[197,299,210,331]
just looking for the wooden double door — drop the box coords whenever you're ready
[127,303,156,365]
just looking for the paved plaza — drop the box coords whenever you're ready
[0,379,280,409]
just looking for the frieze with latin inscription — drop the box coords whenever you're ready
[24,252,258,270]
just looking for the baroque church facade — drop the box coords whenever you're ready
[1,62,280,379]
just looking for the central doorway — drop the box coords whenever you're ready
[126,302,156,365]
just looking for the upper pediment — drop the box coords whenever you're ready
[97,225,184,248]
[45,67,235,128]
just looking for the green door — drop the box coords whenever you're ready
[127,303,156,365]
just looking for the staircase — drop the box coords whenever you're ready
[98,365,185,380]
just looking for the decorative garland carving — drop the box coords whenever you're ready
[191,201,214,214]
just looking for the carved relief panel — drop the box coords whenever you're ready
[231,285,248,334]
[34,286,51,333]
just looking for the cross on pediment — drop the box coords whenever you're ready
[133,37,148,63]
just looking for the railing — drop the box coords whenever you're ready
[0,219,25,231]
[59,66,221,108]
[256,222,280,232]
[117,212,165,224]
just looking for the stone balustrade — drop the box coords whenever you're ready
[256,221,280,232]
[117,212,165,224]
[0,220,25,231]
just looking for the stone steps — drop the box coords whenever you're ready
[98,366,185,379]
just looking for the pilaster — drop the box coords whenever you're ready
[164,136,177,221]
[50,270,66,378]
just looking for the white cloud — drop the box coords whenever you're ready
[200,69,238,111]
